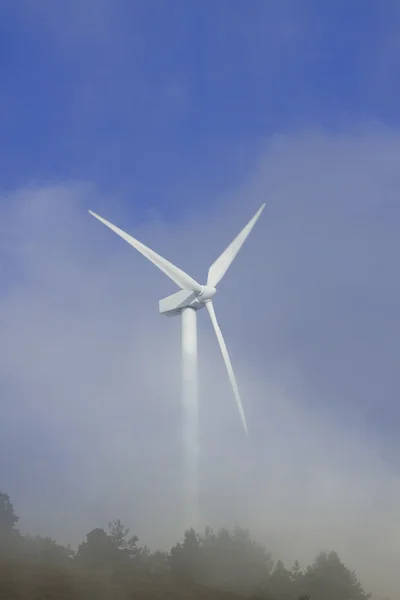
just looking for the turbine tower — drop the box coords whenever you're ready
[89,204,265,529]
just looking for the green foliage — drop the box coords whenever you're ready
[168,525,273,592]
[289,560,302,583]
[76,528,121,569]
[0,490,374,600]
[15,534,74,564]
[168,528,204,583]
[300,551,371,600]
[134,545,168,575]
[0,492,19,540]
[266,560,294,599]
[108,519,139,559]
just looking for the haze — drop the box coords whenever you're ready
[1,3,400,599]
[0,130,399,597]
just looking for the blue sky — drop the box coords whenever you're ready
[1,2,400,205]
[1,2,400,597]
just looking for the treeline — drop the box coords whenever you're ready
[0,491,371,599]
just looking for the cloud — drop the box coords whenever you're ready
[1,128,400,597]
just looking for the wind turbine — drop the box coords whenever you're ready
[89,204,265,529]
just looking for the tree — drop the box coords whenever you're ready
[225,525,273,591]
[0,492,19,539]
[302,551,371,600]
[290,560,302,583]
[76,520,140,571]
[135,546,168,574]
[76,528,120,569]
[19,534,74,564]
[266,560,295,600]
[0,492,376,599]
[168,528,204,583]
[169,526,272,592]
[108,519,139,560]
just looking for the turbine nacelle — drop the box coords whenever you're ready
[159,284,216,317]
[198,285,217,302]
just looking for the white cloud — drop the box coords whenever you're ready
[1,129,400,597]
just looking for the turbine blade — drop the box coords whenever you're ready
[205,301,248,435]
[207,203,265,287]
[89,211,203,293]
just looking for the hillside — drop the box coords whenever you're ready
[0,491,371,600]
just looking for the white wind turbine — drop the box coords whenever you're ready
[89,204,265,529]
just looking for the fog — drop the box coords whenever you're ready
[1,128,400,598]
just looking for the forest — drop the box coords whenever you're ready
[0,491,373,600]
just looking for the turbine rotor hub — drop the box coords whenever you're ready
[197,285,217,302]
